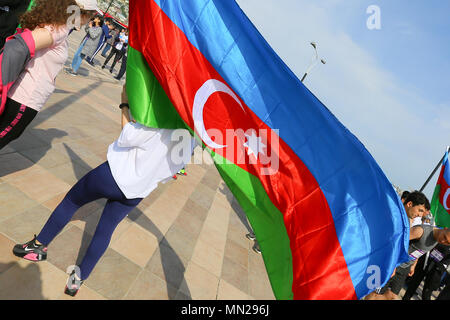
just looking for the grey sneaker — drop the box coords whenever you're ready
[66,69,78,76]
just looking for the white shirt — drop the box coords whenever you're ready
[107,122,197,199]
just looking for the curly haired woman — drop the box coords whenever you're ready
[0,0,98,150]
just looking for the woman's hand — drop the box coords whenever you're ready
[120,83,134,129]
[121,106,131,129]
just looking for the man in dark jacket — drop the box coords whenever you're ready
[0,0,31,49]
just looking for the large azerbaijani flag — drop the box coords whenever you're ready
[126,0,410,299]
[430,150,450,228]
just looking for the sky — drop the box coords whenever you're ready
[236,0,450,199]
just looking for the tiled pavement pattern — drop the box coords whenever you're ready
[0,30,275,300]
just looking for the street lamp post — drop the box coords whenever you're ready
[301,42,326,82]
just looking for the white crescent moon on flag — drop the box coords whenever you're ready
[444,188,450,211]
[193,79,246,149]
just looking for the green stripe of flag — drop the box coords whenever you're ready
[126,46,187,130]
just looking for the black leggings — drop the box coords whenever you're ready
[0,98,37,150]
[103,47,123,70]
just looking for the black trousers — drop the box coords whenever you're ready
[0,98,37,150]
[116,54,127,80]
[103,47,123,70]
[403,254,428,300]
[403,256,448,300]
[437,274,450,300]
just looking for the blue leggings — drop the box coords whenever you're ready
[37,162,142,280]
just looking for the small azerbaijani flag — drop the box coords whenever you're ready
[430,149,450,228]
[126,0,410,299]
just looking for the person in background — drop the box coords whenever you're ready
[404,213,433,287]
[0,0,31,49]
[364,191,430,300]
[400,191,410,203]
[101,23,117,57]
[102,28,127,73]
[436,272,450,300]
[68,22,90,74]
[86,18,111,65]
[114,47,126,81]
[68,14,103,75]
[403,243,450,300]
[365,193,450,300]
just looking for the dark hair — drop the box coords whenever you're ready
[94,15,104,27]
[401,191,410,200]
[20,0,92,30]
[404,191,430,210]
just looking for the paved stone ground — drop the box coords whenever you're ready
[0,30,275,300]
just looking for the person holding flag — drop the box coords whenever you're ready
[124,0,416,299]
[12,84,197,296]
[365,191,450,300]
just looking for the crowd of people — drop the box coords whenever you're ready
[0,0,449,300]
[67,14,128,81]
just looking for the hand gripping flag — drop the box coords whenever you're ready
[126,0,410,299]
[431,149,450,228]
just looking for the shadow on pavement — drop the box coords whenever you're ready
[0,81,104,178]
[0,128,68,178]
[218,184,252,234]
[0,262,46,300]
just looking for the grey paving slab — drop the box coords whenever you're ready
[145,241,190,295]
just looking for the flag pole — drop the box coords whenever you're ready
[419,146,449,192]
